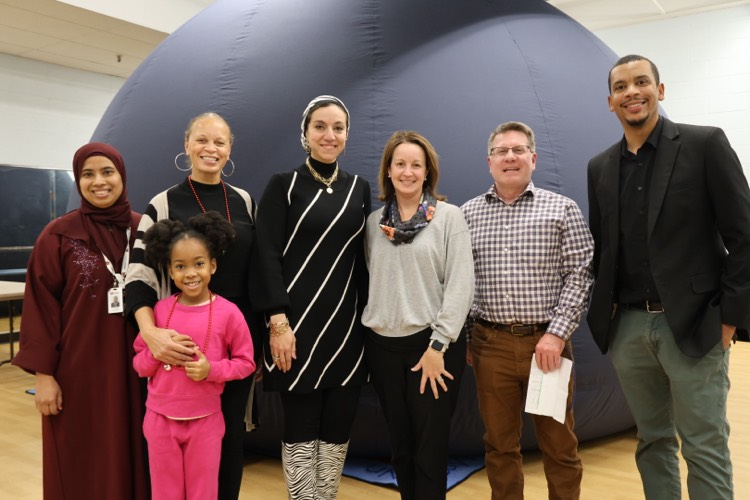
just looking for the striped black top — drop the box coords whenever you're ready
[124,177,257,318]
[254,161,370,393]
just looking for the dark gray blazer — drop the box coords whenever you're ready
[587,117,750,357]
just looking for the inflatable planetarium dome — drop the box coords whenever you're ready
[92,0,631,456]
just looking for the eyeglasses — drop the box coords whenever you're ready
[489,145,532,157]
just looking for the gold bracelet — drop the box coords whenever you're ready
[269,319,290,337]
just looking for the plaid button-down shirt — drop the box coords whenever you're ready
[461,182,594,340]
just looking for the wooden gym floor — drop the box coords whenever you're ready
[1,337,748,499]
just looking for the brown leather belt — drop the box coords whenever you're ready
[622,300,665,313]
[476,318,549,336]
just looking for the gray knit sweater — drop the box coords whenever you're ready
[361,201,475,348]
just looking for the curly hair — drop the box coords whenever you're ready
[143,211,236,270]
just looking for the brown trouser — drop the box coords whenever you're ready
[470,321,582,500]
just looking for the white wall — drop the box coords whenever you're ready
[595,5,750,179]
[0,53,123,169]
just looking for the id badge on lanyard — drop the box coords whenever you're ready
[103,227,130,315]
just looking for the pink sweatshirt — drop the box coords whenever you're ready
[133,294,255,419]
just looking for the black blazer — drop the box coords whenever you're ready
[587,117,750,357]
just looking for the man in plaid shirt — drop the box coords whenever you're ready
[461,121,594,500]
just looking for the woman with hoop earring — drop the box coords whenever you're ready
[124,112,260,500]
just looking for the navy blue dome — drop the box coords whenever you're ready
[93,0,631,456]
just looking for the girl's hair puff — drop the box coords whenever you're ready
[143,211,235,270]
[186,211,235,258]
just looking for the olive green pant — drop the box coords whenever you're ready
[610,308,732,499]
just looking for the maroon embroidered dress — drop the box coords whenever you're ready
[13,209,149,500]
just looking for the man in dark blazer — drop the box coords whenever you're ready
[587,54,750,499]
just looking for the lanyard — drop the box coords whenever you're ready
[101,227,131,287]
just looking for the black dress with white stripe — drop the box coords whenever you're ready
[255,161,370,393]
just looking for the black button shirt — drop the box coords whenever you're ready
[616,117,664,304]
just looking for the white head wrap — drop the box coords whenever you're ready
[300,95,350,153]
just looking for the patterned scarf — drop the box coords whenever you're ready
[379,193,437,244]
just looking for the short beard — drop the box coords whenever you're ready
[625,115,650,128]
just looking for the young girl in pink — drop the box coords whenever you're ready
[133,211,255,500]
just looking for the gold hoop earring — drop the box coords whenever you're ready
[222,158,235,177]
[174,152,191,172]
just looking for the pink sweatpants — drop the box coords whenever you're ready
[143,409,225,500]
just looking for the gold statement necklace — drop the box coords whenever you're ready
[305,158,339,194]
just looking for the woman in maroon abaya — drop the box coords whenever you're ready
[13,142,149,500]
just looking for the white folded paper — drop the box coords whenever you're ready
[524,354,572,424]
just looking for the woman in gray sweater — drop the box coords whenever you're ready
[362,130,474,500]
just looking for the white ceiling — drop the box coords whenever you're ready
[0,0,167,78]
[548,0,749,30]
[0,0,746,79]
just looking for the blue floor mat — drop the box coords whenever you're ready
[342,456,485,491]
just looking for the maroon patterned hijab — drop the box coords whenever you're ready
[72,142,133,267]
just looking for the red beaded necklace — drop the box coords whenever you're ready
[162,292,214,371]
[187,175,231,222]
